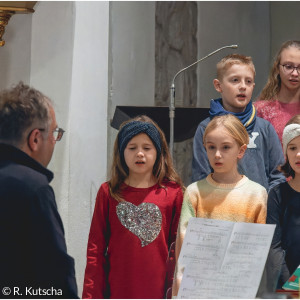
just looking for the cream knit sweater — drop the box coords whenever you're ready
[172,174,267,296]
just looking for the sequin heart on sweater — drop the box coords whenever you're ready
[116,202,162,247]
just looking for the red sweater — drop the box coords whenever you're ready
[82,181,183,299]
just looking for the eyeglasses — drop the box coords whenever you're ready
[30,127,65,141]
[52,127,65,141]
[280,64,300,74]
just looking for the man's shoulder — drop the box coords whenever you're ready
[0,143,53,183]
[0,163,55,213]
[0,162,51,192]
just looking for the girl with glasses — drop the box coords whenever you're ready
[255,40,300,144]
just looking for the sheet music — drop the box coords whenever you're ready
[177,218,275,299]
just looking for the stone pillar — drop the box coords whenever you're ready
[155,1,197,185]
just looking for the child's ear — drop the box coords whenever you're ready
[237,144,247,160]
[213,79,222,93]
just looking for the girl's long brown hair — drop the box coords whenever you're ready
[259,40,300,100]
[108,115,184,201]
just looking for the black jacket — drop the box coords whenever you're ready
[0,143,78,298]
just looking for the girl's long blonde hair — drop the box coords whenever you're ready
[109,115,184,201]
[260,40,300,100]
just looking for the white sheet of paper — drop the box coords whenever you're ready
[177,218,275,299]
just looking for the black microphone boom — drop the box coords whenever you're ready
[169,44,238,157]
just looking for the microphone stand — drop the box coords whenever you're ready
[169,44,238,158]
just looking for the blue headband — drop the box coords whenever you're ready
[118,121,162,165]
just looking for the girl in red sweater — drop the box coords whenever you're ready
[82,115,183,299]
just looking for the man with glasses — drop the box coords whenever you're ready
[0,82,78,298]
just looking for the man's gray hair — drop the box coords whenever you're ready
[0,82,53,147]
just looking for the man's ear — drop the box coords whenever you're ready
[27,129,41,152]
[237,144,247,160]
[213,79,222,93]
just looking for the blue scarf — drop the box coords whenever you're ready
[209,98,256,133]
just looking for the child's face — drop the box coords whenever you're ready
[213,64,255,113]
[124,133,157,178]
[286,135,300,175]
[279,47,300,91]
[204,126,246,176]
